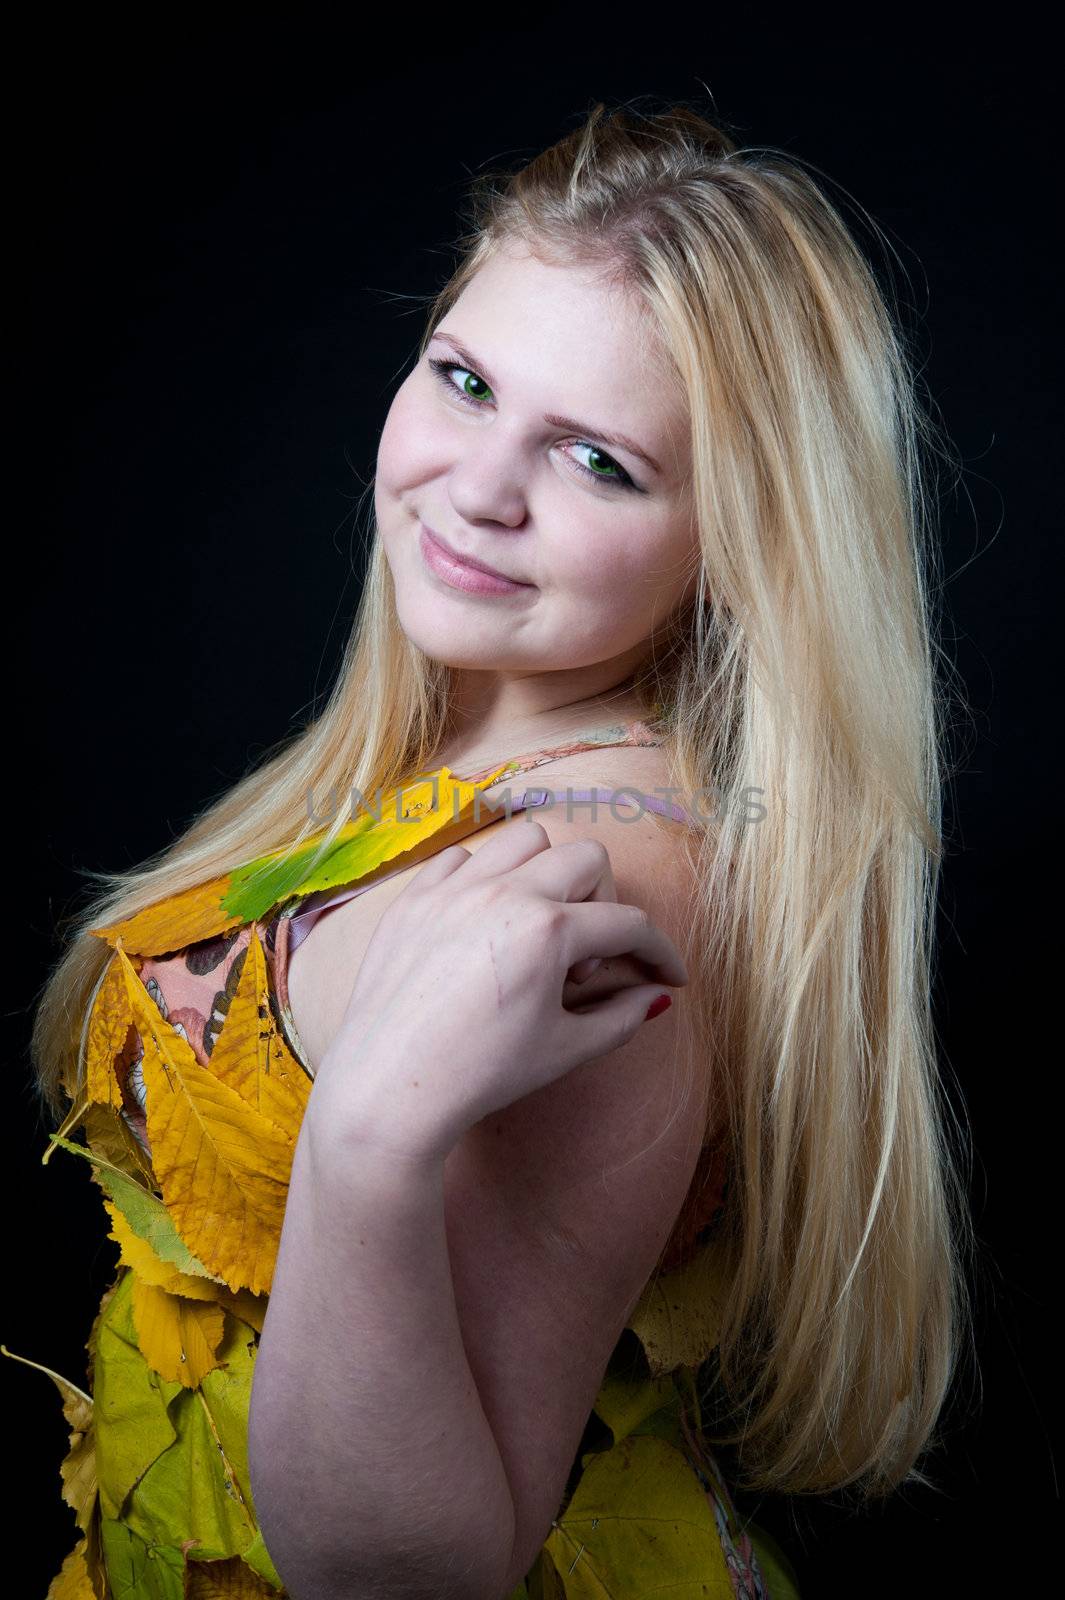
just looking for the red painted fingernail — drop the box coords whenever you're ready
[644,994,672,1021]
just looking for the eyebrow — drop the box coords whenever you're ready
[428,329,663,476]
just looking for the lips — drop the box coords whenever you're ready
[421,523,529,586]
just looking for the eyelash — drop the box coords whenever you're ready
[426,356,638,491]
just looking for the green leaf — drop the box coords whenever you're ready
[94,1270,183,1521]
[91,1269,285,1593]
[48,1133,224,1282]
[98,1519,186,1600]
[544,1434,735,1597]
[238,1531,286,1591]
[219,767,511,923]
[591,1369,680,1451]
[748,1523,804,1600]
[521,1551,566,1600]
[221,817,382,923]
[121,1297,263,1562]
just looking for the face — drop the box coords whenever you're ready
[375,241,699,681]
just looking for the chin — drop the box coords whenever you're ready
[388,589,526,670]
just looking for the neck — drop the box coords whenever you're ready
[432,667,650,773]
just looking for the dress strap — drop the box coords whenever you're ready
[274,718,677,1008]
[458,717,664,785]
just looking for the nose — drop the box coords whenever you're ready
[445,419,532,531]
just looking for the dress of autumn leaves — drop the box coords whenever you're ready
[5,764,762,1600]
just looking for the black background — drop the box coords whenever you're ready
[9,17,1058,1595]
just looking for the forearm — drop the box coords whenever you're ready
[247,1094,517,1600]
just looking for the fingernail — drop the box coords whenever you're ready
[644,994,672,1021]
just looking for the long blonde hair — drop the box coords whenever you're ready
[31,97,973,1501]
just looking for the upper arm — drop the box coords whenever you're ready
[439,803,708,1591]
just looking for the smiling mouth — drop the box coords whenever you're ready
[421,524,529,584]
[419,523,535,594]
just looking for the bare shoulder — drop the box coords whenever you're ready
[438,749,709,1588]
[476,739,700,957]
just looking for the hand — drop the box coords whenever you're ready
[308,820,688,1163]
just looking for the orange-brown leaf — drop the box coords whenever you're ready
[60,1411,97,1536]
[184,1554,282,1598]
[215,1290,267,1335]
[83,1101,157,1190]
[42,1083,92,1161]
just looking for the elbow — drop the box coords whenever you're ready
[243,1536,514,1600]
[248,1418,516,1600]
[247,1371,516,1599]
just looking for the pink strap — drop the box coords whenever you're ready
[286,785,696,955]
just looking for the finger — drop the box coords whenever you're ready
[449,822,621,916]
[562,980,679,1057]
[569,955,602,984]
[407,841,475,888]
[502,837,619,985]
[409,828,605,983]
[557,899,689,988]
[506,836,619,904]
[430,817,555,883]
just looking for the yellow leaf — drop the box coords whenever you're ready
[90,873,244,957]
[101,1199,268,1333]
[625,1237,730,1376]
[184,1554,283,1597]
[88,763,517,957]
[0,1344,96,1532]
[205,926,310,1141]
[131,1278,227,1388]
[114,945,295,1295]
[86,951,135,1110]
[88,764,517,960]
[103,1199,221,1298]
[46,1535,97,1599]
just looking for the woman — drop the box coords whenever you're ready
[24,98,969,1598]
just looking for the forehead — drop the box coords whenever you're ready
[440,243,689,441]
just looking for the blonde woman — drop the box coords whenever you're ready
[25,98,970,1598]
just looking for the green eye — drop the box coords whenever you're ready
[427,356,637,491]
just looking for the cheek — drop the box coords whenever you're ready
[557,523,690,622]
[375,379,436,499]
